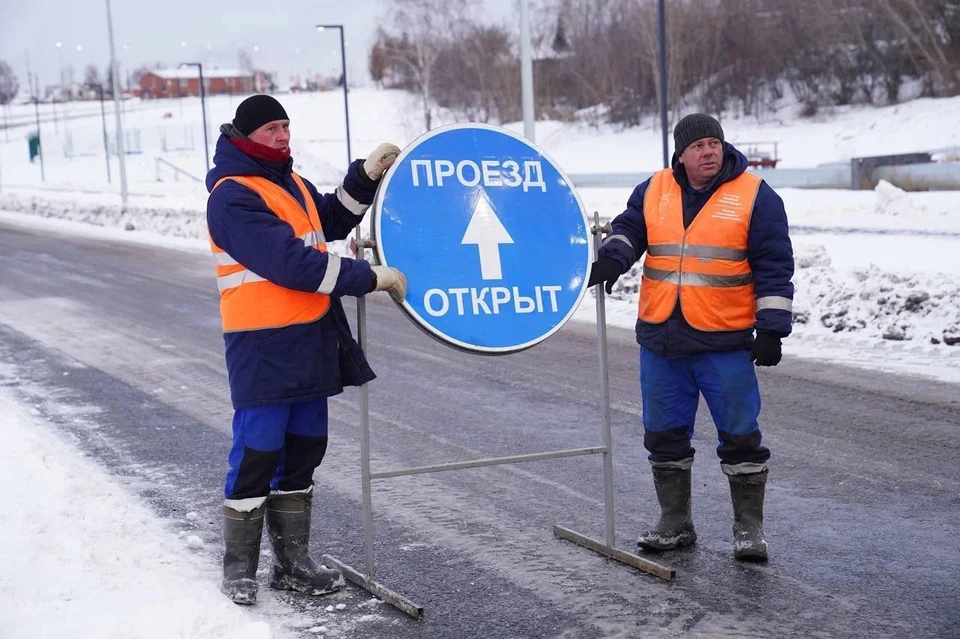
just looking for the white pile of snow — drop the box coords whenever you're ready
[602,242,960,347]
[0,191,207,239]
[0,378,273,639]
[793,244,960,345]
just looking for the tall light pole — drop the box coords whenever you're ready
[87,83,111,184]
[105,0,128,204]
[317,23,368,579]
[180,62,209,174]
[519,0,535,142]
[316,25,351,168]
[657,0,669,169]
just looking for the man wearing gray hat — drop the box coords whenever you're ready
[587,113,795,562]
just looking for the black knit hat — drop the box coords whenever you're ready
[673,113,724,155]
[233,94,289,136]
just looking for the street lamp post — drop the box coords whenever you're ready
[180,62,209,174]
[104,0,128,205]
[317,22,371,582]
[519,0,535,142]
[315,25,351,168]
[87,83,112,184]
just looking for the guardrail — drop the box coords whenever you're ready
[568,166,852,190]
[155,157,202,184]
[569,162,960,191]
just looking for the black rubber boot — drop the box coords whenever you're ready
[266,491,345,596]
[637,462,697,551]
[728,470,769,562]
[222,504,265,605]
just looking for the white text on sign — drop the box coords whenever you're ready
[423,286,563,317]
[410,159,548,192]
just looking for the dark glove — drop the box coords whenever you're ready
[750,332,782,367]
[587,257,623,294]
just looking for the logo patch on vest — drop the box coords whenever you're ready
[712,193,745,221]
[650,193,671,226]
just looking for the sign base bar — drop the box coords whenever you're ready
[322,554,424,620]
[371,446,605,480]
[552,525,675,581]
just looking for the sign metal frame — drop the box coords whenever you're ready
[324,143,676,619]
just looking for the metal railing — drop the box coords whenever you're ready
[567,166,852,190]
[568,162,960,191]
[155,156,202,183]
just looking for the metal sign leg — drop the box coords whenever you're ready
[358,296,376,582]
[553,213,675,582]
[323,237,425,619]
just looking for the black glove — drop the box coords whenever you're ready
[587,257,623,294]
[750,332,782,367]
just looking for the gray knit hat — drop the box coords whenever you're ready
[673,113,724,155]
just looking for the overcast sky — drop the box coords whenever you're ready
[0,0,518,95]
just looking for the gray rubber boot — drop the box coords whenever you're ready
[266,491,345,596]
[728,470,769,562]
[222,504,265,605]
[637,460,697,551]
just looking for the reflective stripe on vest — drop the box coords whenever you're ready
[210,173,332,333]
[638,169,761,332]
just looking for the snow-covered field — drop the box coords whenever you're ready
[0,88,958,636]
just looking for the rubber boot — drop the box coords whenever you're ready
[637,460,697,551]
[222,504,265,605]
[728,470,769,562]
[265,491,345,596]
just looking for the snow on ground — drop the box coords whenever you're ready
[0,369,274,639]
[0,360,387,638]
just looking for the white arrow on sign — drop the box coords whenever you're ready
[461,190,514,280]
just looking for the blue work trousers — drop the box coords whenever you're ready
[224,399,329,500]
[639,347,770,467]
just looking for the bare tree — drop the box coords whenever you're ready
[369,0,959,128]
[104,62,120,96]
[431,22,522,123]
[237,50,255,73]
[84,64,102,88]
[0,60,19,105]
[368,41,387,89]
[876,0,959,94]
[376,0,466,131]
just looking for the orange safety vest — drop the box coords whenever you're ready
[210,173,331,333]
[638,169,761,332]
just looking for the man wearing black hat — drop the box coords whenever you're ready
[205,94,407,605]
[587,113,794,562]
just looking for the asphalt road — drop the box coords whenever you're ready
[0,220,957,638]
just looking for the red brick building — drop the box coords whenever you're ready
[139,69,255,99]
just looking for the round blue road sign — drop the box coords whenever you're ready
[371,123,592,355]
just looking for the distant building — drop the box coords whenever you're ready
[139,69,255,99]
